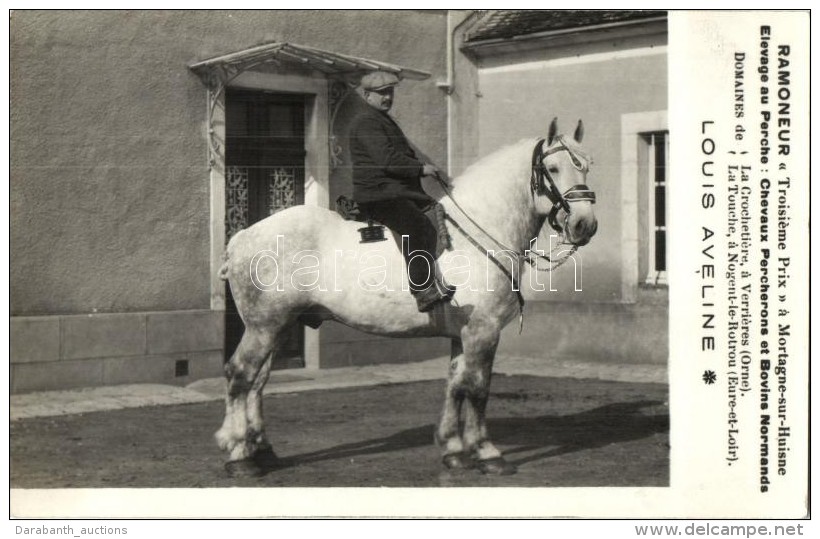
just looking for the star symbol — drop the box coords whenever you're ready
[702,370,717,385]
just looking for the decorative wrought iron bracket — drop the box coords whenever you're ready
[196,59,282,175]
[328,78,356,168]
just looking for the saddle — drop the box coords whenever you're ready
[335,195,451,257]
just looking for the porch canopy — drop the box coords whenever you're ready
[189,41,432,171]
[189,41,431,84]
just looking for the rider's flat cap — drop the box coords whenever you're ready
[360,70,400,91]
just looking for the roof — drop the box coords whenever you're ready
[464,10,667,43]
[189,41,431,83]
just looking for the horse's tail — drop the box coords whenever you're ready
[219,229,245,281]
[218,251,230,281]
[218,261,230,281]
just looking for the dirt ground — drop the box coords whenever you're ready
[10,374,668,488]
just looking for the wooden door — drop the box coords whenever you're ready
[224,89,306,369]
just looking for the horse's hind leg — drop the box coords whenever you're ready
[215,326,277,475]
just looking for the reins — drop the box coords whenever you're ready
[443,214,527,332]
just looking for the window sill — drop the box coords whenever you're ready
[643,271,667,287]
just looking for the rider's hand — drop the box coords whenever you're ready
[422,163,439,177]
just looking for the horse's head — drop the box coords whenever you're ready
[532,118,598,246]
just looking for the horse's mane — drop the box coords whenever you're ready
[438,134,591,251]
[454,138,537,187]
[439,138,540,249]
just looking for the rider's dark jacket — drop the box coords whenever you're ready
[349,106,428,204]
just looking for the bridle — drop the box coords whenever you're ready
[531,135,596,234]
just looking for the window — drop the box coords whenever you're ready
[644,131,669,285]
[620,110,667,302]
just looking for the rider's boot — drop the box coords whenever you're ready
[413,278,456,313]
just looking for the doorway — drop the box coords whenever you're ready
[224,89,306,368]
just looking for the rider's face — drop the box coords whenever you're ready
[364,87,394,112]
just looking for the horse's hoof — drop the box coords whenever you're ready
[442,453,475,470]
[252,446,281,469]
[224,458,265,478]
[477,457,517,476]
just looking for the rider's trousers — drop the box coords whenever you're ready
[357,198,437,293]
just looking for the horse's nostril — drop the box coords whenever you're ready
[572,219,597,243]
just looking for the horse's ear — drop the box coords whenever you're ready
[547,117,558,145]
[574,120,584,143]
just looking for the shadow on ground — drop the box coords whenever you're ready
[10,375,669,489]
[274,400,667,470]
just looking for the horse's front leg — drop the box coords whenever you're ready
[436,338,472,469]
[460,319,516,475]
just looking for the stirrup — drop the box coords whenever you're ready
[435,278,456,299]
[414,279,456,313]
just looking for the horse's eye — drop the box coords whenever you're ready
[548,166,559,174]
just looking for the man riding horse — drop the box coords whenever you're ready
[349,70,454,312]
[217,102,597,476]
